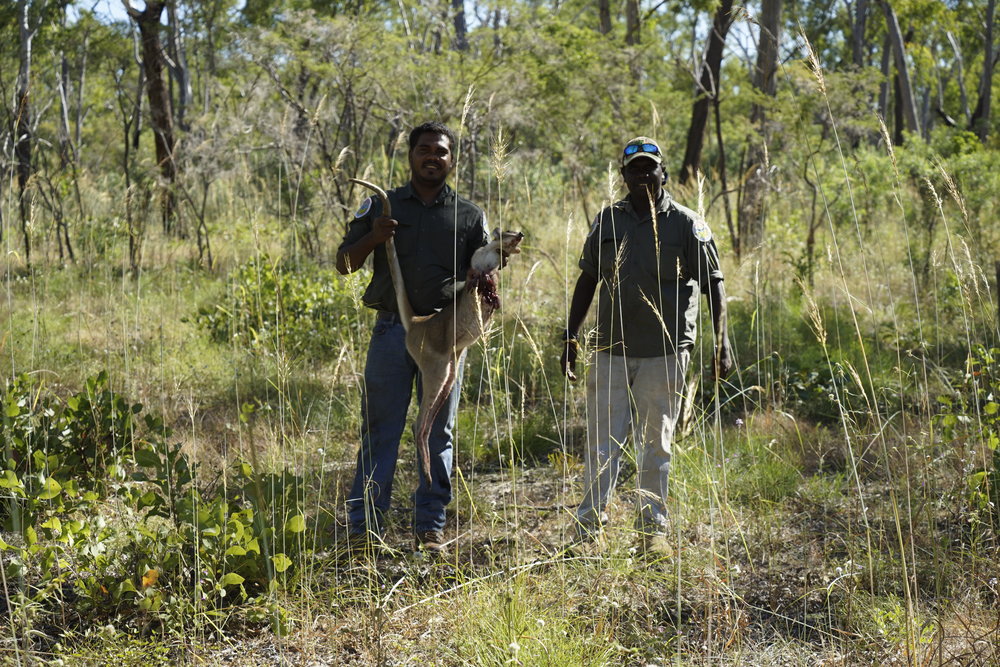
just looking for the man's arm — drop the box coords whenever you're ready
[706,278,733,380]
[561,271,598,382]
[336,216,398,275]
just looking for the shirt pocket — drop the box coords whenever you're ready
[639,244,685,282]
[393,218,418,259]
[597,236,628,287]
[423,225,466,270]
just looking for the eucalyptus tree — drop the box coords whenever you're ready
[679,0,735,185]
[12,0,53,265]
[969,0,996,142]
[737,0,782,257]
[124,0,180,236]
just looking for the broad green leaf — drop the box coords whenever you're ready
[986,402,999,415]
[135,449,161,468]
[25,526,37,547]
[38,477,62,500]
[272,553,292,573]
[285,514,305,533]
[969,471,988,489]
[220,572,245,587]
[0,470,20,489]
[225,545,247,557]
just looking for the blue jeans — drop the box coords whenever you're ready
[347,314,463,535]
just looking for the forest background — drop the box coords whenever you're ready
[2,0,1000,664]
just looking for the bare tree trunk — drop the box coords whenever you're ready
[598,0,612,35]
[737,0,781,257]
[75,31,88,150]
[15,0,40,265]
[125,0,180,236]
[852,0,869,68]
[679,0,734,185]
[452,0,468,50]
[114,56,148,276]
[878,34,891,122]
[625,0,640,45]
[894,67,905,144]
[492,8,503,55]
[55,9,77,262]
[166,1,193,130]
[882,0,919,137]
[946,31,972,125]
[970,0,996,142]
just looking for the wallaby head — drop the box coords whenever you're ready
[470,228,524,273]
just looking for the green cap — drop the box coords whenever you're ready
[622,136,662,166]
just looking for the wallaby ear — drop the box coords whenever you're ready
[492,227,501,241]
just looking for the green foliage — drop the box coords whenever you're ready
[0,375,309,639]
[935,345,1000,534]
[841,592,938,655]
[452,576,617,666]
[721,433,802,504]
[0,371,144,527]
[196,255,368,359]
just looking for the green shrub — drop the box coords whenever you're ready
[0,371,145,527]
[0,375,309,638]
[196,256,370,359]
[722,433,802,504]
[935,344,1000,535]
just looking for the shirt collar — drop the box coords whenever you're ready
[620,189,671,220]
[401,181,455,206]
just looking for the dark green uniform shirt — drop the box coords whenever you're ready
[340,182,488,316]
[580,191,724,357]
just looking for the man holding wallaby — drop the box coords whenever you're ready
[561,136,733,553]
[337,121,488,555]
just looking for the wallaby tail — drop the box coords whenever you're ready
[349,178,414,329]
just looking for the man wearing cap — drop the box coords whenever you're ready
[337,121,489,555]
[560,136,733,551]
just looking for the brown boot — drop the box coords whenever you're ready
[414,530,448,555]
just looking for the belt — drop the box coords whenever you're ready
[376,310,401,323]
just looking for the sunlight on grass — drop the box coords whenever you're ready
[2,21,1000,665]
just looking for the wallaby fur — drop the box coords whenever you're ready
[350,178,523,483]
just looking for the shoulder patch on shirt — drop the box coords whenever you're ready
[354,196,372,219]
[693,219,713,242]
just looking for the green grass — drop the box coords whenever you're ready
[4,85,1000,667]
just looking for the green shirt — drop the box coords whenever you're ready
[579,191,724,357]
[340,182,488,316]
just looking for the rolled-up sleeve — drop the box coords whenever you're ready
[578,214,602,279]
[688,232,724,292]
[338,196,384,252]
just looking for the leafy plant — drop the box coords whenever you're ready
[195,255,369,359]
[0,371,145,528]
[0,374,311,638]
[935,345,1000,534]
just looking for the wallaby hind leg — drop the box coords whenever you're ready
[413,358,457,484]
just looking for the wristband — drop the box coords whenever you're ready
[562,329,578,344]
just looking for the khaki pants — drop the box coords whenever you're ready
[576,350,689,536]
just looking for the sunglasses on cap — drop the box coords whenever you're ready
[623,142,660,157]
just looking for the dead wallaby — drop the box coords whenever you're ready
[349,178,523,483]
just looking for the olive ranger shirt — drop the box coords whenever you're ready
[580,191,724,358]
[340,182,488,316]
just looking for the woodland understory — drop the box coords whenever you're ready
[2,0,1000,664]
